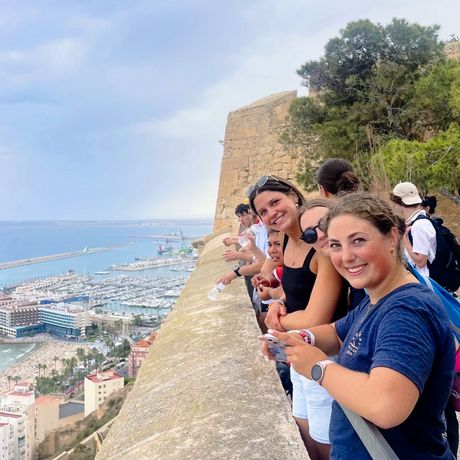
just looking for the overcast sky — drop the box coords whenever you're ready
[0,0,458,220]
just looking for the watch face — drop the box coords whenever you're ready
[311,363,322,382]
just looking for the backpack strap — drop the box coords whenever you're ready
[407,213,431,245]
[407,264,460,337]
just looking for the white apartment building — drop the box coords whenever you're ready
[0,421,14,460]
[0,411,28,460]
[0,383,36,460]
[84,372,124,417]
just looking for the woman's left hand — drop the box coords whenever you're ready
[270,330,328,379]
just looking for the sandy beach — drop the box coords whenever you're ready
[0,337,92,395]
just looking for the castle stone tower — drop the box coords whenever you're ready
[213,90,305,232]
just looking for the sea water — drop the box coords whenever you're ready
[0,220,212,367]
[0,342,36,373]
[0,220,212,287]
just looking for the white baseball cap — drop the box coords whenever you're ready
[392,182,422,205]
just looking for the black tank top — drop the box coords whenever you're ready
[282,235,348,320]
[282,235,317,314]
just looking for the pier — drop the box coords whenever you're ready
[0,247,110,270]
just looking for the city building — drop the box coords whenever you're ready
[128,333,157,378]
[0,411,28,460]
[3,383,35,409]
[0,300,40,338]
[32,395,62,450]
[39,304,90,338]
[84,372,124,417]
[0,421,14,460]
[31,395,85,457]
[0,382,35,460]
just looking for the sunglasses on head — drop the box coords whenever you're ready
[246,175,289,197]
[300,218,327,244]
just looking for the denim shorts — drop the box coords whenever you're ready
[291,366,333,444]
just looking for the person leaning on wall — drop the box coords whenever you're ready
[271,192,455,460]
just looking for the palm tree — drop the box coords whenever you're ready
[37,363,42,379]
[53,356,59,371]
[76,347,85,363]
[42,363,47,377]
[12,375,21,385]
[6,375,12,390]
[60,358,68,376]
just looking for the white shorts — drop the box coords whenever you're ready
[291,366,333,444]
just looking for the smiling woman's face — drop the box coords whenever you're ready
[327,214,397,292]
[267,233,283,264]
[253,190,298,233]
[300,206,330,254]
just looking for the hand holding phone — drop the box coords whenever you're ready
[263,333,287,362]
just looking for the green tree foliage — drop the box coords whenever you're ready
[282,18,447,190]
[132,314,143,327]
[410,60,460,134]
[371,124,460,194]
[109,338,131,359]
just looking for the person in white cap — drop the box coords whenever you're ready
[389,182,436,277]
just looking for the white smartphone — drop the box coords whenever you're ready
[264,333,287,362]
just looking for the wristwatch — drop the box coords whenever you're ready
[233,267,242,277]
[311,359,335,385]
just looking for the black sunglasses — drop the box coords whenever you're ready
[300,218,327,244]
[300,225,320,244]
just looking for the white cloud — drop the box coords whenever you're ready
[0,37,88,87]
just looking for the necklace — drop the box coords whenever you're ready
[359,300,379,326]
[287,239,307,267]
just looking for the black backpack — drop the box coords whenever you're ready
[410,215,460,292]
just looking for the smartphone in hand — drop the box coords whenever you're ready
[264,333,287,362]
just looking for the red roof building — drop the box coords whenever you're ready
[128,332,157,378]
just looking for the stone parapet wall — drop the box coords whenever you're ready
[96,232,306,459]
[214,91,306,233]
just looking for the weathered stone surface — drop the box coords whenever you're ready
[214,91,307,233]
[96,233,307,460]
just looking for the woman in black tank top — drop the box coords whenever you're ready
[281,233,317,313]
[248,178,348,329]
[249,179,349,460]
[278,200,349,332]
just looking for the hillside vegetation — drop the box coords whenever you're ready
[281,18,460,199]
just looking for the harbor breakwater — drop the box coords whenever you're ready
[0,247,110,270]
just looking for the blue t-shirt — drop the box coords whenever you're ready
[330,283,455,460]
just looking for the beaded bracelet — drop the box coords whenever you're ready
[299,329,316,346]
[287,329,315,346]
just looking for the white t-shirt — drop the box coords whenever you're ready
[250,222,269,255]
[405,210,437,277]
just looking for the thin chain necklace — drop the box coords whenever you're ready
[359,300,379,326]
[287,239,307,267]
